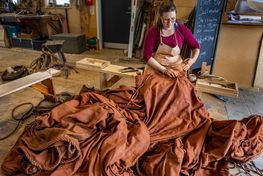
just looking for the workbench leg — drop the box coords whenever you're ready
[99,73,108,90]
[196,91,203,99]
[31,78,56,102]
[47,24,53,39]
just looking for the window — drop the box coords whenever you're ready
[46,0,71,7]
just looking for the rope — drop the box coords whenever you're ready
[230,161,263,176]
[28,45,60,73]
[127,74,151,106]
[28,45,78,78]
[0,102,34,141]
[0,92,74,141]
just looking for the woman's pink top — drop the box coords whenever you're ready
[143,24,200,62]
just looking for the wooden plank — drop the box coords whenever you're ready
[204,79,236,88]
[177,7,195,20]
[0,68,60,98]
[31,83,50,95]
[253,36,263,88]
[80,1,88,35]
[213,24,263,88]
[31,78,56,102]
[173,0,196,7]
[86,0,98,37]
[171,1,196,20]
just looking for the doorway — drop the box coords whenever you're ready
[101,0,131,49]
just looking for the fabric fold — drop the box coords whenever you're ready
[1,72,263,176]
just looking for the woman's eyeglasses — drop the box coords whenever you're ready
[162,17,176,23]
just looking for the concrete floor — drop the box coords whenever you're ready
[0,47,260,175]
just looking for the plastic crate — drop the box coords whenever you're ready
[20,38,32,49]
[5,25,20,38]
[11,38,21,47]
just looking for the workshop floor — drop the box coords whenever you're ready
[0,47,262,175]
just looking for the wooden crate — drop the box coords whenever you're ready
[195,78,239,98]
[76,57,111,70]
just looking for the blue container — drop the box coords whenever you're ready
[20,38,32,49]
[5,25,20,38]
[11,38,21,47]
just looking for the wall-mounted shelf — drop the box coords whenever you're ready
[222,21,263,26]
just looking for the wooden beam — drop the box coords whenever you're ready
[99,73,108,90]
[253,35,263,88]
[0,68,60,99]
[31,78,56,102]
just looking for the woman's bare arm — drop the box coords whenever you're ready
[147,57,167,73]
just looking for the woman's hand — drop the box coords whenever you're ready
[182,58,194,71]
[182,48,200,71]
[163,68,180,78]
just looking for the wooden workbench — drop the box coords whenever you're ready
[0,13,64,38]
[76,58,142,90]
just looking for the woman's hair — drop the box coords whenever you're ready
[157,1,177,31]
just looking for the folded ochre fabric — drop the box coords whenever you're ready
[1,71,263,176]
